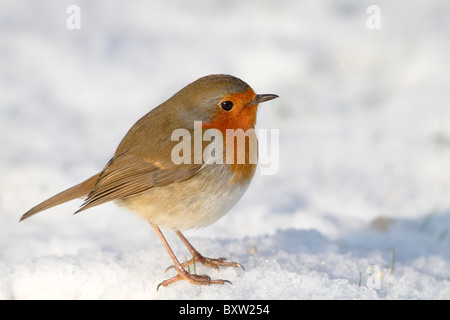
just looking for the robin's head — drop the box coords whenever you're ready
[171,74,278,132]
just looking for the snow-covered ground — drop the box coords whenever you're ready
[1,0,450,299]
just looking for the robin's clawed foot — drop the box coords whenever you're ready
[166,253,245,272]
[150,224,239,291]
[157,267,232,291]
[171,230,245,272]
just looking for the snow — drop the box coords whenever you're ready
[1,0,450,299]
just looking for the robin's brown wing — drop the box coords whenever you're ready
[76,152,202,213]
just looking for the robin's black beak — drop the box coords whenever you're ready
[251,94,279,105]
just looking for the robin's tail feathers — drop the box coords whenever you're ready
[19,173,101,222]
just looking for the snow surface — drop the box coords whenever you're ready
[1,0,450,299]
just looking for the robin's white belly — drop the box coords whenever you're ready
[116,164,254,230]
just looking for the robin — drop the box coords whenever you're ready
[20,74,278,289]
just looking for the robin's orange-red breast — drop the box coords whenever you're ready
[20,74,278,289]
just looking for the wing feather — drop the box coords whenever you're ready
[76,152,202,213]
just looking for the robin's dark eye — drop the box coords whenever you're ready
[220,101,234,111]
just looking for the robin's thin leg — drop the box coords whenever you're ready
[149,223,231,290]
[165,230,244,271]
